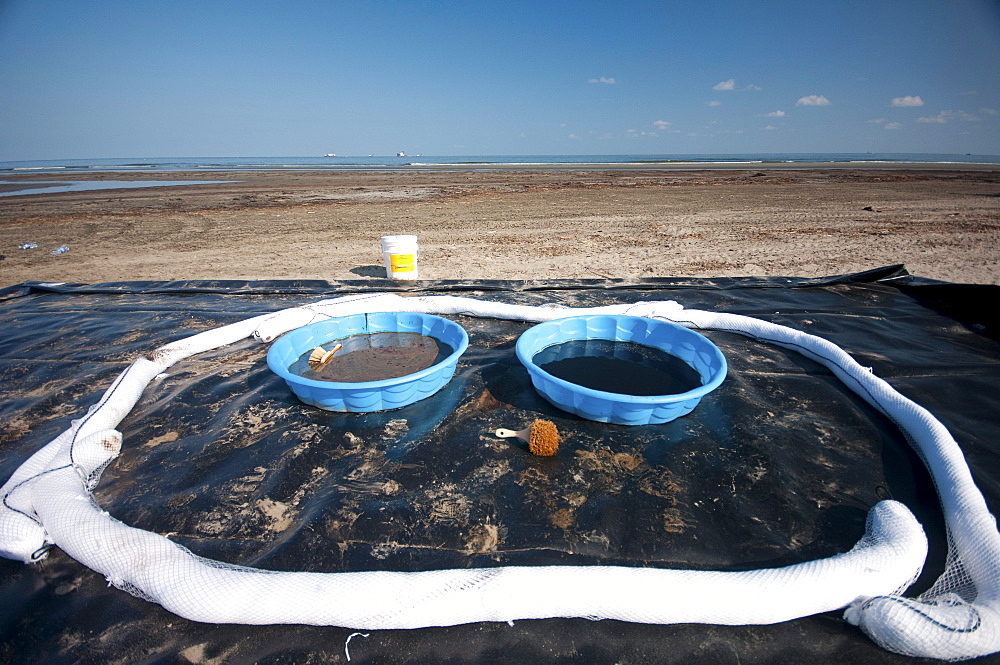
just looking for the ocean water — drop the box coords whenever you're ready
[0,179,237,197]
[2,153,998,173]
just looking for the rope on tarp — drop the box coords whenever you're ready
[1,293,997,661]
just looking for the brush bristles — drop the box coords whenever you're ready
[308,344,341,368]
[528,419,560,457]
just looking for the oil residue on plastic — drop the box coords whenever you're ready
[533,339,703,396]
[290,332,453,383]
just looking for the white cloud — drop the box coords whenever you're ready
[567,133,581,139]
[652,120,672,129]
[917,110,977,123]
[980,107,999,116]
[765,110,785,117]
[891,95,924,107]
[796,95,831,106]
[745,84,762,91]
[763,125,778,131]
[713,79,736,91]
[706,100,722,107]
[588,77,617,84]
[871,118,903,129]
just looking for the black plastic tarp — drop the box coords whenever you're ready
[1,266,998,664]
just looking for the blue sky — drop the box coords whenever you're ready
[1,0,998,159]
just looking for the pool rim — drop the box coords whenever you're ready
[515,314,728,406]
[266,311,470,391]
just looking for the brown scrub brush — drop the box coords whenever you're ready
[308,343,342,369]
[495,419,561,457]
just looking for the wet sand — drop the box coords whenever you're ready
[1,167,998,286]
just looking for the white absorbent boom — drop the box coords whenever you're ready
[2,293,998,661]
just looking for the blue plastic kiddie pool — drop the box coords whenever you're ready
[267,312,469,412]
[516,315,727,426]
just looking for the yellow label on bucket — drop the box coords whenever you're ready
[390,253,415,272]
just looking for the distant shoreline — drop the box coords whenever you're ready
[0,160,997,194]
[4,162,1000,175]
[2,152,998,176]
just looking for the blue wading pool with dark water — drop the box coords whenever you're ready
[516,315,728,426]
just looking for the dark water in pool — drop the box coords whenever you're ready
[290,332,453,382]
[533,339,703,396]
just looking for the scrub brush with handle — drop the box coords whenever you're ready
[308,343,343,369]
[496,419,561,456]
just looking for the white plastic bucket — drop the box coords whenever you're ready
[380,235,419,280]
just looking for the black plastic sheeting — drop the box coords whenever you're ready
[0,265,998,665]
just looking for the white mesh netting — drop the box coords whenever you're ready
[2,293,998,660]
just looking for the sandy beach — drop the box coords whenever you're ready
[2,166,999,286]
